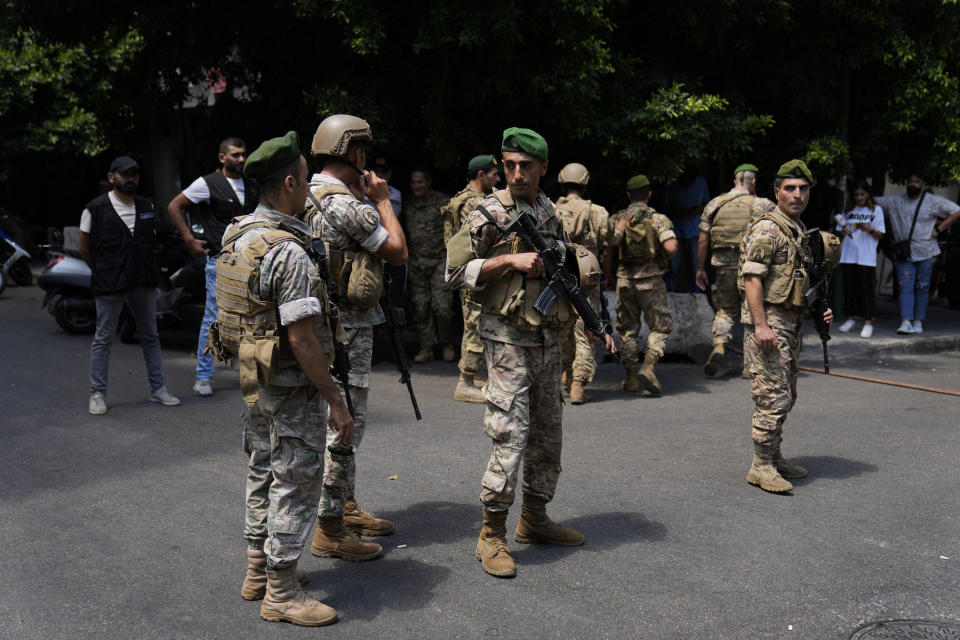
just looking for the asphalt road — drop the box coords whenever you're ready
[1,284,958,640]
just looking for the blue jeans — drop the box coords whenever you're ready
[895,257,936,322]
[196,256,217,381]
[90,286,164,394]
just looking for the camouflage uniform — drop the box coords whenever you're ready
[607,203,676,368]
[225,206,345,567]
[446,189,570,511]
[738,206,809,446]
[700,188,774,347]
[556,193,610,385]
[306,173,387,518]
[406,189,454,350]
[445,186,488,379]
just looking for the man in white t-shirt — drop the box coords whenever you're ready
[167,137,259,396]
[78,156,180,415]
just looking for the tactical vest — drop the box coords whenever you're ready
[557,197,599,253]
[737,210,809,309]
[213,218,341,405]
[304,183,384,309]
[86,193,159,295]
[442,187,481,246]
[710,193,755,250]
[619,207,666,266]
[471,189,573,329]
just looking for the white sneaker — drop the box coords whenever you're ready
[148,386,181,406]
[193,379,213,397]
[88,392,107,415]
[859,324,874,339]
[911,320,923,334]
[896,320,914,334]
[838,318,856,333]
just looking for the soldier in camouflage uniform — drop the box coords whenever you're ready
[304,114,410,554]
[555,162,610,405]
[218,132,354,626]
[406,169,454,363]
[443,154,501,403]
[446,128,585,579]
[606,175,678,395]
[739,159,833,494]
[697,163,776,376]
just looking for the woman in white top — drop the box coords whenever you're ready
[836,180,885,338]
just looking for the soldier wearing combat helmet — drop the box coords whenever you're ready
[443,154,502,403]
[738,159,835,494]
[303,114,409,556]
[555,162,611,405]
[447,127,611,578]
[697,163,775,376]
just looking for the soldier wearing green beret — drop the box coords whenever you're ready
[697,163,775,376]
[737,159,834,494]
[555,162,611,405]
[605,174,678,395]
[447,127,601,579]
[214,131,354,626]
[442,154,502,403]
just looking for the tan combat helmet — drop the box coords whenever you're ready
[568,244,602,295]
[558,162,590,186]
[820,231,841,273]
[311,114,373,157]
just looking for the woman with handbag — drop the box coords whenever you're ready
[875,173,960,334]
[836,180,884,338]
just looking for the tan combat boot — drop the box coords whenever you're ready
[259,564,337,627]
[475,509,516,578]
[311,516,382,560]
[454,373,485,403]
[638,352,662,395]
[704,343,725,376]
[242,548,309,600]
[344,498,394,536]
[746,443,793,493]
[569,380,588,405]
[621,366,640,392]
[442,344,457,362]
[413,347,432,363]
[772,437,808,479]
[561,370,572,395]
[514,494,584,546]
[472,374,487,389]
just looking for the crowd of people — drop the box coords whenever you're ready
[75,116,960,627]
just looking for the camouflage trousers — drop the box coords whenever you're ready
[318,326,372,518]
[241,383,348,569]
[743,307,802,446]
[480,333,563,512]
[616,276,673,368]
[458,292,486,378]
[408,257,455,349]
[710,267,740,347]
[560,317,596,384]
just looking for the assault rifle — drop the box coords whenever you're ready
[486,207,617,354]
[804,228,831,373]
[311,238,355,417]
[381,270,422,420]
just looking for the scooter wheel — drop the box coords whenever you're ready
[0,269,6,296]
[9,260,32,286]
[54,297,96,334]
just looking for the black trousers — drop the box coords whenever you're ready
[842,263,876,320]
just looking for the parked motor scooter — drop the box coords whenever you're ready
[0,228,33,289]
[37,235,96,333]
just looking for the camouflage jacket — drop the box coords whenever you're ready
[555,193,611,258]
[405,189,449,263]
[608,203,676,280]
[700,188,775,268]
[443,185,485,246]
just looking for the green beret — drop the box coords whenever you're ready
[467,154,498,174]
[244,131,302,181]
[626,174,650,191]
[734,163,759,176]
[776,159,814,185]
[501,127,548,161]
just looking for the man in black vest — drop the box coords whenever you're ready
[167,137,259,397]
[78,156,181,415]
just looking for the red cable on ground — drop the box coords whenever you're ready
[726,345,960,397]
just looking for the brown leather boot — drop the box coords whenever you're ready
[475,509,516,578]
[311,516,382,561]
[242,548,308,600]
[569,380,588,405]
[621,366,640,392]
[638,352,662,395]
[746,443,793,493]
[704,343,724,376]
[514,494,584,546]
[442,344,457,362]
[454,373,485,403]
[344,498,394,536]
[772,437,807,479]
[259,565,337,627]
[413,347,433,363]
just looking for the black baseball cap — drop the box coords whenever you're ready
[109,156,140,174]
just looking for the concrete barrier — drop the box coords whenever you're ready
[601,290,714,360]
